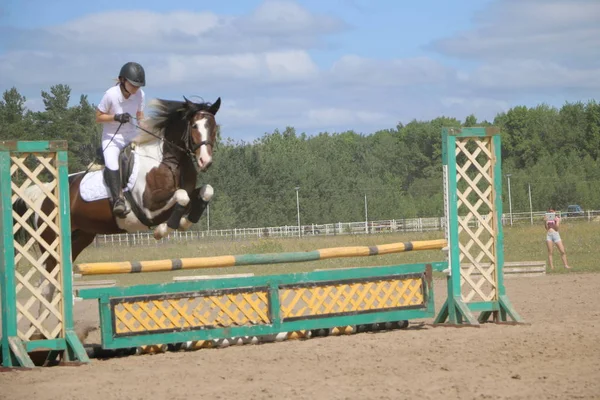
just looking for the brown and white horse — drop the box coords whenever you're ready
[15,96,221,322]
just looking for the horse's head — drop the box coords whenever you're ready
[144,96,221,171]
[182,96,220,171]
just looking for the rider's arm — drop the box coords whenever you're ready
[135,110,147,130]
[96,109,116,123]
[96,92,114,123]
[136,90,145,122]
[135,90,146,127]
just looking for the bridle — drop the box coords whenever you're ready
[131,110,215,162]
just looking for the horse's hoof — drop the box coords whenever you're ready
[200,184,214,202]
[153,224,168,240]
[180,218,193,230]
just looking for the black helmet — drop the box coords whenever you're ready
[119,62,146,87]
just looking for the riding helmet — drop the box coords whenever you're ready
[119,62,146,87]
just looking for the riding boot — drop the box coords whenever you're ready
[104,168,130,217]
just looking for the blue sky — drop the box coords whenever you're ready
[1,0,599,142]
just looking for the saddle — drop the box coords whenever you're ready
[93,144,165,227]
[95,144,137,189]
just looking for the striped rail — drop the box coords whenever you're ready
[75,239,447,275]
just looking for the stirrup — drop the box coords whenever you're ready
[112,197,130,217]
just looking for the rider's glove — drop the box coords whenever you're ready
[114,113,132,124]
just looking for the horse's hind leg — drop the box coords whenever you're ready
[32,225,59,339]
[70,230,97,262]
[33,229,96,340]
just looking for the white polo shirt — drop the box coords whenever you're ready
[98,84,145,144]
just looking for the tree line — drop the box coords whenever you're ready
[1,84,599,230]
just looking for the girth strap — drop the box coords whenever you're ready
[123,191,157,228]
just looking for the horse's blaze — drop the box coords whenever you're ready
[193,117,214,171]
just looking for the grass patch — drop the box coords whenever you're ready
[503,220,597,274]
[71,221,599,286]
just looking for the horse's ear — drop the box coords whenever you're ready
[183,96,193,107]
[208,97,221,115]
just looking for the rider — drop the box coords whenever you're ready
[96,62,146,217]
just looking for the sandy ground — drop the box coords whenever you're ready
[1,272,600,400]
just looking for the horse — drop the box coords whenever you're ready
[14,96,221,330]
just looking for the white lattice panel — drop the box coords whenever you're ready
[454,137,498,303]
[11,153,65,341]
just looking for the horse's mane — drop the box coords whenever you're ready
[134,97,216,144]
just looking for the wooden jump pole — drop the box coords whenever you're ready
[75,239,447,275]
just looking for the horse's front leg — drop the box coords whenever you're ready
[179,184,214,230]
[153,189,190,239]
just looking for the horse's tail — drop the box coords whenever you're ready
[13,183,54,243]
[14,174,84,239]
[14,183,52,214]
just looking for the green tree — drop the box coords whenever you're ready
[2,82,599,224]
[463,114,477,127]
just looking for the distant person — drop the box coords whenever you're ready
[544,209,571,270]
[96,61,146,217]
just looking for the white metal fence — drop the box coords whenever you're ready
[91,209,600,248]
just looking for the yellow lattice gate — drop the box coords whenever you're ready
[0,141,88,367]
[434,127,522,326]
[77,264,436,351]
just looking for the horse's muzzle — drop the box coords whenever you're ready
[197,158,212,171]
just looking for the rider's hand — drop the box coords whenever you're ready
[114,113,132,123]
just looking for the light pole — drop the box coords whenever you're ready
[295,186,300,237]
[364,194,368,234]
[506,174,513,226]
[528,183,533,225]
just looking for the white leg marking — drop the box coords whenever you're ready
[175,185,213,232]
[174,188,190,206]
[154,223,170,240]
[153,189,192,239]
[179,218,193,230]
[200,184,214,202]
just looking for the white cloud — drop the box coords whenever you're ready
[0,50,118,89]
[150,51,319,86]
[1,1,346,55]
[60,10,220,41]
[441,97,510,115]
[329,55,450,87]
[0,1,337,92]
[264,51,320,82]
[1,0,597,140]
[239,0,345,36]
[0,1,460,137]
[307,108,389,127]
[426,0,600,98]
[0,1,444,94]
[430,0,600,63]
[464,60,600,90]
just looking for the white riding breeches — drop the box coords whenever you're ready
[102,137,127,171]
